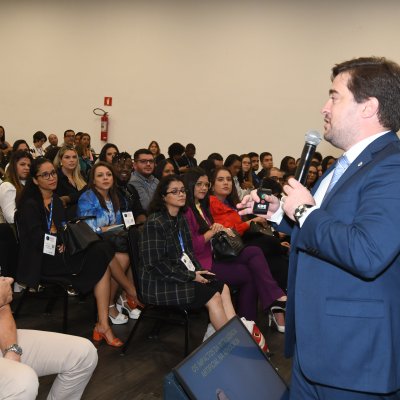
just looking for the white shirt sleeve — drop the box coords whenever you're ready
[0,182,17,223]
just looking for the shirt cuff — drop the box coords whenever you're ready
[298,206,318,227]
[269,201,285,224]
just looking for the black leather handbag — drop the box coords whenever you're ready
[211,230,244,260]
[61,218,100,256]
[245,221,275,238]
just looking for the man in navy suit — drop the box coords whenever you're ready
[239,57,400,399]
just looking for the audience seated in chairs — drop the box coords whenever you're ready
[139,175,268,350]
[183,168,286,332]
[77,162,141,326]
[53,146,87,220]
[0,276,98,399]
[16,157,140,348]
[209,167,289,296]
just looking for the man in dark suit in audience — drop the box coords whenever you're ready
[240,56,400,399]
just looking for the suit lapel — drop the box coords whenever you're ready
[321,132,399,206]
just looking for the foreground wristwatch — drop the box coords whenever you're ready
[3,343,23,357]
[294,204,313,223]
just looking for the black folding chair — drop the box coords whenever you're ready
[121,225,191,357]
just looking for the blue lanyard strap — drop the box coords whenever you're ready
[46,198,54,233]
[177,231,185,253]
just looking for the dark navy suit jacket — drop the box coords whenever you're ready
[281,132,400,393]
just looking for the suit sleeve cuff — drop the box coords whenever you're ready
[298,206,318,227]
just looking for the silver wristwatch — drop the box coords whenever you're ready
[294,204,313,223]
[3,343,23,357]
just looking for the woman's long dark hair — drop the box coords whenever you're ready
[17,157,52,210]
[4,150,33,204]
[98,143,120,162]
[88,162,120,212]
[183,168,214,234]
[280,156,295,175]
[210,166,240,208]
[153,159,174,180]
[0,126,5,144]
[148,174,184,215]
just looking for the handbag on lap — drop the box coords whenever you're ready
[211,229,244,260]
[61,217,100,256]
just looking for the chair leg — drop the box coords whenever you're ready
[44,296,58,315]
[62,289,68,333]
[13,289,29,318]
[148,320,163,339]
[184,315,190,357]
[120,315,144,356]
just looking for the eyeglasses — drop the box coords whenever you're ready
[195,182,211,189]
[136,159,155,165]
[166,188,187,196]
[36,170,57,180]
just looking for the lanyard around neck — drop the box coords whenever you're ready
[46,198,54,233]
[177,231,185,253]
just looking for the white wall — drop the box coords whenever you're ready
[2,0,400,164]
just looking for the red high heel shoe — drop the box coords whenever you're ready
[92,327,123,348]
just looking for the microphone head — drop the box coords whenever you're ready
[305,130,322,146]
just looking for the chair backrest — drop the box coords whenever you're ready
[127,225,145,304]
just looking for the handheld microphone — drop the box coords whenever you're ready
[294,130,322,185]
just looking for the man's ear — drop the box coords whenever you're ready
[362,97,379,119]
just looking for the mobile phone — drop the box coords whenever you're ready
[205,273,217,283]
[252,188,272,214]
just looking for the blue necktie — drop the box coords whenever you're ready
[325,155,350,197]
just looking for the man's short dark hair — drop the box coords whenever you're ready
[133,148,153,161]
[185,143,196,152]
[33,131,47,143]
[332,57,400,132]
[64,129,75,137]
[207,153,223,162]
[224,154,241,168]
[112,151,131,164]
[168,142,185,158]
[260,152,272,162]
[248,152,259,159]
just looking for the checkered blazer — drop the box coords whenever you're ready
[139,210,201,305]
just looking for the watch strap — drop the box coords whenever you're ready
[294,204,313,223]
[3,343,23,357]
